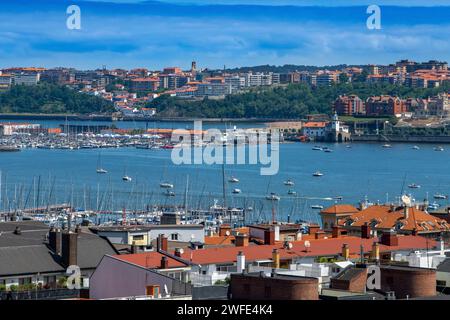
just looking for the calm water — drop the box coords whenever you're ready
[1,141,450,224]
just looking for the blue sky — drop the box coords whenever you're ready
[1,0,450,70]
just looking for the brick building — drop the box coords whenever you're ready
[333,95,365,116]
[230,272,319,300]
[365,96,406,116]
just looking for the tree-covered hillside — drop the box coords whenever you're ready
[148,82,450,119]
[0,84,114,114]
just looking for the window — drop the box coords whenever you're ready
[19,277,32,285]
[437,280,446,287]
[132,235,144,241]
[171,233,179,241]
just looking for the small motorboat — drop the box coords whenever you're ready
[96,168,108,174]
[323,147,333,153]
[412,145,420,150]
[313,171,323,177]
[434,193,448,200]
[428,202,440,211]
[284,179,295,186]
[164,190,175,197]
[408,183,421,189]
[312,146,323,151]
[232,188,241,194]
[228,176,239,183]
[266,193,281,201]
[160,182,174,189]
[287,190,297,195]
[311,205,324,210]
[382,144,392,148]
[334,196,343,201]
[434,146,444,152]
[122,175,132,181]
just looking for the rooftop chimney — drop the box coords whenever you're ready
[342,243,350,260]
[235,234,249,247]
[272,249,280,269]
[380,232,399,246]
[160,256,169,269]
[332,226,341,238]
[219,225,232,237]
[49,228,62,255]
[274,225,280,242]
[131,241,139,254]
[361,223,371,239]
[370,242,380,261]
[264,229,275,245]
[404,206,409,219]
[61,231,78,268]
[308,224,320,236]
[157,234,168,252]
[236,251,245,273]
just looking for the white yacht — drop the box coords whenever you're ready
[160,182,174,189]
[228,176,240,183]
[232,188,241,194]
[284,179,295,186]
[266,193,280,201]
[313,171,323,177]
[122,175,132,182]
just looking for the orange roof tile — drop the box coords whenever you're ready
[321,204,360,215]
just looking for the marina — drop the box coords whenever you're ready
[1,135,450,227]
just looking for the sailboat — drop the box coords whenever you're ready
[96,153,108,174]
[122,164,132,181]
[284,179,295,186]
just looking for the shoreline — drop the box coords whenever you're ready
[0,113,296,123]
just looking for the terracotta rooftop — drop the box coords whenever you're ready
[339,204,450,233]
[321,204,360,215]
[113,235,437,269]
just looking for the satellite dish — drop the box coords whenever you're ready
[287,242,293,250]
[401,195,412,207]
[178,248,184,255]
[304,240,311,248]
[225,230,231,236]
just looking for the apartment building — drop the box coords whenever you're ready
[333,95,365,116]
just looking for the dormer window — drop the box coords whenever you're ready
[395,221,404,230]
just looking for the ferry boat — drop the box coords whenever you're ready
[408,183,421,189]
[232,189,241,194]
[284,179,295,186]
[433,193,448,200]
[313,171,323,177]
[266,193,280,201]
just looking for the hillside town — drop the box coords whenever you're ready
[1,59,450,119]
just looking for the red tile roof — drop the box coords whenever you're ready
[321,204,360,215]
[113,251,187,269]
[113,235,436,269]
[339,205,450,233]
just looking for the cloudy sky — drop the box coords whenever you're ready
[0,0,449,70]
